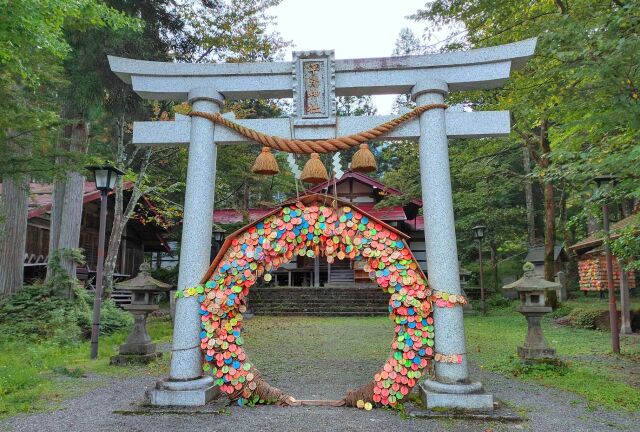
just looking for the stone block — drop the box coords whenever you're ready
[110,352,162,366]
[146,386,219,406]
[119,342,156,355]
[419,380,494,412]
[517,346,556,360]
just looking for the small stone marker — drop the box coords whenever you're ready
[111,262,172,365]
[503,262,559,360]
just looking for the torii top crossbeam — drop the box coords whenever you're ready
[108,39,536,147]
[109,38,536,101]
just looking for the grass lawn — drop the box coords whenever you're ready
[465,300,640,412]
[0,317,172,419]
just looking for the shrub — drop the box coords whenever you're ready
[0,283,132,346]
[567,308,607,330]
[486,293,515,308]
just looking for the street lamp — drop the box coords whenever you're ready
[594,174,620,354]
[210,225,226,261]
[213,227,225,244]
[472,225,487,315]
[86,165,125,359]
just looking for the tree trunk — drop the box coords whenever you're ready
[522,145,536,246]
[103,165,148,294]
[47,178,65,269]
[103,115,151,294]
[46,119,69,280]
[539,118,558,308]
[242,179,249,210]
[47,119,89,292]
[490,243,499,291]
[103,115,126,295]
[0,175,29,297]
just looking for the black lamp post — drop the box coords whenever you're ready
[472,225,487,315]
[594,175,620,354]
[210,226,226,261]
[86,165,125,359]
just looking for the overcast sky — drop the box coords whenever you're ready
[270,0,442,114]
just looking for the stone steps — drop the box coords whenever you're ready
[250,286,389,316]
[251,311,389,316]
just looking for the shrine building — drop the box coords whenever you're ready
[211,171,427,288]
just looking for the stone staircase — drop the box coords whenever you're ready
[326,268,355,287]
[249,286,390,316]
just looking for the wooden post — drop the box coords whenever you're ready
[90,191,108,359]
[602,204,620,354]
[618,258,633,335]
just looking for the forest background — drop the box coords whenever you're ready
[0,0,638,297]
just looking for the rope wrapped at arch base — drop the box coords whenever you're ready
[178,198,435,408]
[189,103,447,154]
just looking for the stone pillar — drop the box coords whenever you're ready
[619,259,633,335]
[412,80,493,410]
[147,88,223,406]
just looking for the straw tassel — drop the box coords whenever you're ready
[252,147,280,175]
[300,153,329,184]
[351,143,377,173]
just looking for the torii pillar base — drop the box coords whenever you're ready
[419,380,494,411]
[146,376,219,406]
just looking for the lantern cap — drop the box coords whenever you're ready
[116,262,172,292]
[85,165,126,175]
[502,262,560,291]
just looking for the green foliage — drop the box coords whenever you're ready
[486,293,515,308]
[0,0,139,178]
[151,266,179,287]
[0,250,131,346]
[565,308,607,330]
[45,248,86,296]
[610,214,640,271]
[509,358,568,378]
[411,0,640,255]
[0,283,132,346]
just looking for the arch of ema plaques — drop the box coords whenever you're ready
[108,38,537,410]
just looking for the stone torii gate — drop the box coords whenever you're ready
[108,38,536,409]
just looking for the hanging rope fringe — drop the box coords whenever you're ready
[188,104,448,155]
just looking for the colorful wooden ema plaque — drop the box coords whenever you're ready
[179,195,463,408]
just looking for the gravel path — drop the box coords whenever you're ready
[2,364,638,432]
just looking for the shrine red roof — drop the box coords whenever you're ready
[212,208,274,225]
[0,181,135,219]
[0,181,171,252]
[203,193,418,284]
[411,216,425,231]
[213,204,409,224]
[211,172,423,227]
[304,171,408,198]
[355,203,407,221]
[570,211,640,253]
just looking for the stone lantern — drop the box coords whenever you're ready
[503,262,560,360]
[111,262,172,365]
